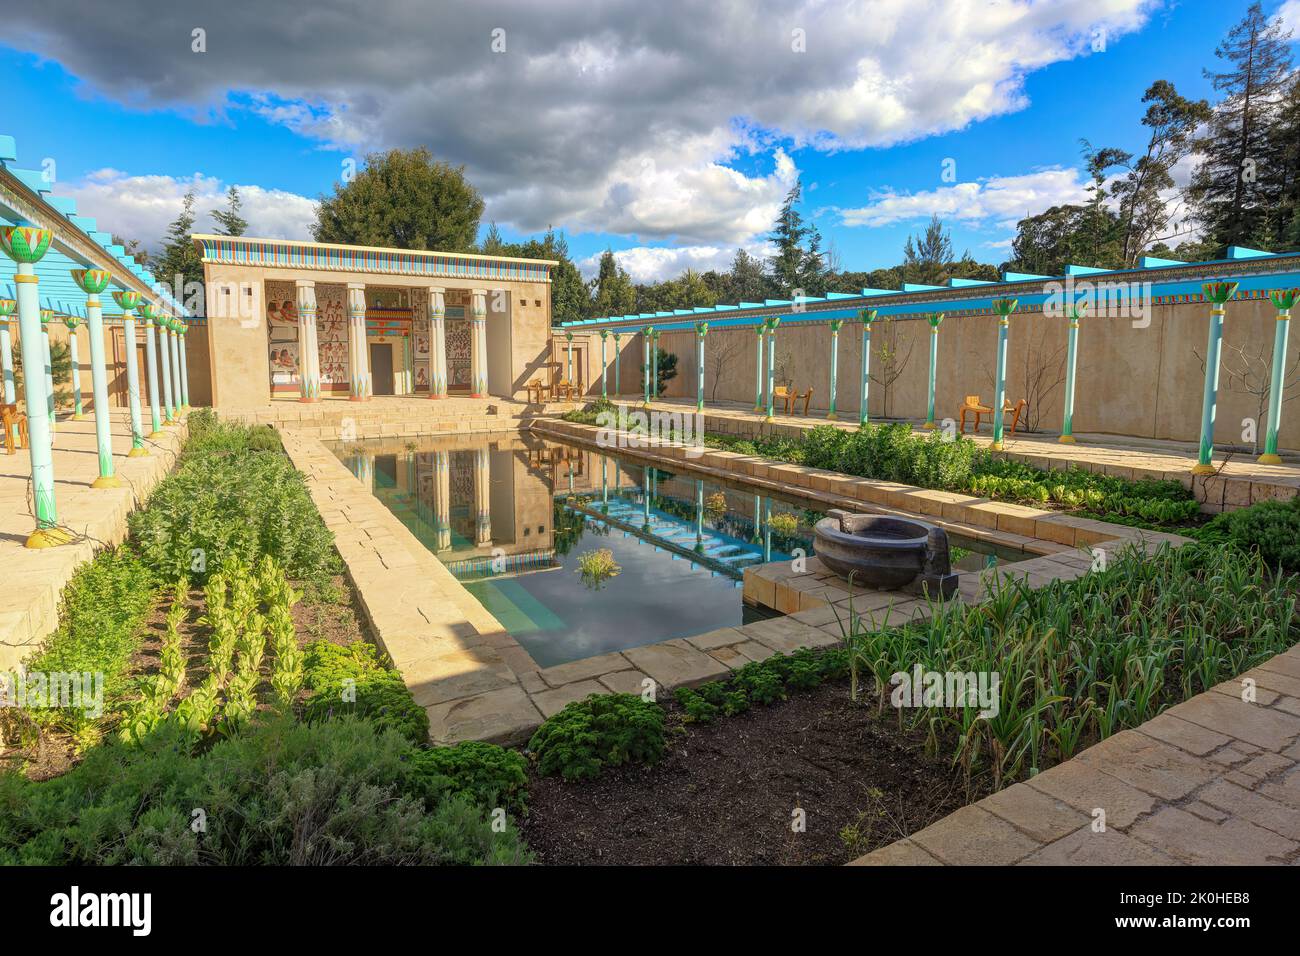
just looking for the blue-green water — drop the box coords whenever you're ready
[335,434,1018,667]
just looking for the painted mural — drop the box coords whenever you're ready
[446,288,471,390]
[315,284,349,391]
[266,280,299,393]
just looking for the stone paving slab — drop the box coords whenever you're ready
[0,409,187,672]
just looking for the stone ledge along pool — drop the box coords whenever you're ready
[333,432,1022,668]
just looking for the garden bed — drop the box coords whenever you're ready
[523,678,974,865]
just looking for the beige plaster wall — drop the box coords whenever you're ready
[573,298,1300,451]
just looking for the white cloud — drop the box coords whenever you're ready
[8,0,1157,247]
[578,242,771,283]
[60,170,318,252]
[839,167,1091,229]
[1277,0,1300,40]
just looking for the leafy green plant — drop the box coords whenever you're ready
[0,717,528,865]
[406,742,530,815]
[843,542,1297,790]
[17,548,157,745]
[575,548,621,588]
[527,693,666,780]
[302,640,429,746]
[1195,497,1300,571]
[674,647,849,723]
[130,445,341,585]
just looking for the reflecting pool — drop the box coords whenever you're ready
[334,432,1021,667]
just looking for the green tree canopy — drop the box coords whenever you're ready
[152,190,204,290]
[313,148,484,251]
[210,186,249,237]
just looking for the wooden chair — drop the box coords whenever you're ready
[772,386,814,415]
[959,395,1028,438]
[958,395,992,434]
[2,403,28,455]
[555,379,578,402]
[525,379,548,404]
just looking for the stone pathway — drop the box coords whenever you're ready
[0,409,187,672]
[650,397,1300,513]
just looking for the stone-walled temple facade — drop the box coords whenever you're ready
[192,235,556,408]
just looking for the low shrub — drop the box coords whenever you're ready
[674,647,849,723]
[1195,497,1300,571]
[13,549,157,747]
[560,397,617,425]
[406,741,529,815]
[527,692,666,780]
[184,409,282,457]
[705,422,1198,530]
[302,640,429,746]
[0,717,528,865]
[130,445,340,585]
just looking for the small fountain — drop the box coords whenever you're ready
[813,509,959,600]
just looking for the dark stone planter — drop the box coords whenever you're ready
[813,510,959,600]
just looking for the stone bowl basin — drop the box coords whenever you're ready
[813,514,932,589]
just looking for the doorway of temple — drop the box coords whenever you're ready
[369,343,395,395]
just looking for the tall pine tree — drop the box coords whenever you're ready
[1188,2,1293,253]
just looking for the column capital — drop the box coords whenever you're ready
[294,278,316,290]
[346,281,367,291]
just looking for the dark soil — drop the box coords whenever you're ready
[522,680,979,865]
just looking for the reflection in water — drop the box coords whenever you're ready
[336,433,1013,667]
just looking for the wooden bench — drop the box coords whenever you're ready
[958,395,1027,437]
[2,403,28,455]
[774,386,814,415]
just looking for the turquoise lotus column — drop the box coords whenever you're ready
[62,315,83,420]
[157,310,175,424]
[612,332,622,396]
[178,321,191,410]
[990,299,1017,451]
[139,304,163,438]
[695,321,708,413]
[858,309,876,427]
[167,318,184,416]
[0,297,16,445]
[39,310,55,440]
[565,329,574,390]
[753,323,765,412]
[72,269,120,487]
[923,313,944,430]
[641,468,651,531]
[642,326,653,406]
[1193,282,1238,475]
[113,291,148,453]
[764,316,780,421]
[2,225,69,547]
[827,318,843,420]
[651,329,661,401]
[1060,301,1086,444]
[1260,289,1295,465]
[599,330,608,398]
